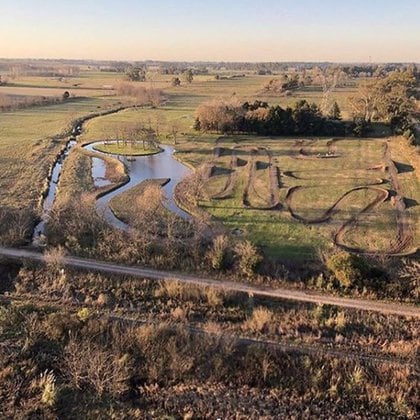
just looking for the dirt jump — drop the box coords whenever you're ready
[210,149,239,199]
[242,147,281,210]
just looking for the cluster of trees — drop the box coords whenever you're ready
[349,70,417,135]
[110,122,158,150]
[125,65,146,81]
[170,69,194,86]
[0,63,81,78]
[341,63,417,78]
[261,68,348,94]
[262,74,303,94]
[160,65,205,75]
[115,82,164,107]
[194,98,344,136]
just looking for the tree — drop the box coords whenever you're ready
[348,81,378,123]
[125,65,146,82]
[328,101,342,120]
[348,70,415,131]
[170,120,181,145]
[171,77,181,87]
[292,100,324,134]
[195,98,244,133]
[183,69,194,84]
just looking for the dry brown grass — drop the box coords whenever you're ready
[244,307,275,333]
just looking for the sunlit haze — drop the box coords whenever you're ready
[1,0,419,62]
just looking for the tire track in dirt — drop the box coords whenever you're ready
[334,142,415,255]
[286,140,416,255]
[286,186,389,224]
[243,147,281,210]
[210,149,238,199]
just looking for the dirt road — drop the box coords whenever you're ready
[0,246,418,318]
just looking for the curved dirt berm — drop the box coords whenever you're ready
[379,142,416,254]
[286,185,389,224]
[202,163,216,181]
[282,171,385,185]
[243,147,281,210]
[211,149,239,199]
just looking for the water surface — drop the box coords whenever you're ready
[84,142,191,230]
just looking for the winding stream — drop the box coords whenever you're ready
[84,142,192,230]
[33,137,191,245]
[32,138,77,245]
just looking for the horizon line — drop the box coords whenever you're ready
[0,56,419,65]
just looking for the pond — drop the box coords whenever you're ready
[84,141,192,230]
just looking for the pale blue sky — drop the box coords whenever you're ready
[1,0,419,61]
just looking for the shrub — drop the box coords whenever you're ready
[76,308,91,322]
[234,240,262,277]
[39,370,57,407]
[205,287,224,307]
[245,307,274,333]
[64,338,131,397]
[206,235,230,270]
[44,246,66,272]
[325,251,365,289]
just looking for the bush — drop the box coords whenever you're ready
[39,370,57,407]
[325,252,365,289]
[245,307,274,333]
[206,235,230,270]
[234,240,262,277]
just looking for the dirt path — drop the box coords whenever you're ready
[0,246,418,318]
[243,147,281,209]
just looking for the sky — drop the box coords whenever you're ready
[0,0,419,62]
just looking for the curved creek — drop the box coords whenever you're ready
[32,139,191,244]
[32,138,77,244]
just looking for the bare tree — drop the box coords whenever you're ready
[170,120,181,145]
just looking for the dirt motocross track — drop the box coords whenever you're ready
[204,139,416,256]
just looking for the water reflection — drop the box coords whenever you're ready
[84,142,191,230]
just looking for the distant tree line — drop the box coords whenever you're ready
[194,99,344,136]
